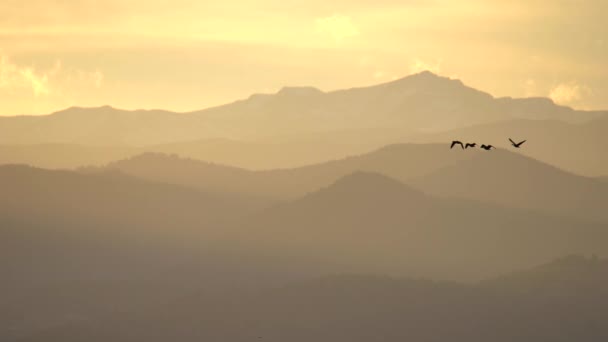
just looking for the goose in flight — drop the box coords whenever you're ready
[509,138,526,148]
[480,144,495,150]
[451,140,464,149]
[465,143,476,149]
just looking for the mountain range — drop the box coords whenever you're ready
[2,71,607,342]
[11,255,608,342]
[99,144,608,224]
[1,71,606,176]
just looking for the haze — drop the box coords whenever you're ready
[2,1,608,341]
[1,0,607,115]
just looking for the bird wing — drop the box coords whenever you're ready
[518,140,527,146]
[509,138,516,145]
[451,141,463,149]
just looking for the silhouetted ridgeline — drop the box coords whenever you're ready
[0,72,606,175]
[7,256,608,342]
[100,144,608,223]
[2,72,607,342]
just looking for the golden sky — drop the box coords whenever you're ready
[0,0,606,115]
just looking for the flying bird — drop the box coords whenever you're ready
[480,144,495,150]
[451,140,464,149]
[465,143,476,149]
[509,138,526,148]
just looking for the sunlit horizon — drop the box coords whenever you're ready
[1,0,606,115]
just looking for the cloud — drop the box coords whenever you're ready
[315,14,359,42]
[0,56,50,96]
[0,55,103,98]
[549,82,591,105]
[409,58,442,74]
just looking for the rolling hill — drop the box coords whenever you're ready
[0,165,286,341]
[411,116,608,176]
[15,256,608,342]
[411,149,608,223]
[104,144,608,224]
[227,172,608,280]
[102,144,475,199]
[1,72,604,147]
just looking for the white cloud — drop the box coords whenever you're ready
[0,56,50,96]
[549,82,591,105]
[0,55,103,97]
[409,58,442,74]
[315,14,359,42]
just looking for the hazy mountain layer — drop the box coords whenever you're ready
[1,72,605,147]
[103,144,608,224]
[12,256,608,342]
[102,144,475,199]
[412,116,608,176]
[227,172,608,280]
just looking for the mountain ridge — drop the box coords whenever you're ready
[1,72,605,146]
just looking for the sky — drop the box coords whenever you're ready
[0,0,606,115]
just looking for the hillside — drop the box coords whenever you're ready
[411,149,608,223]
[411,117,608,176]
[1,72,604,147]
[228,172,608,280]
[482,254,608,295]
[15,256,608,342]
[0,165,282,341]
[104,144,474,199]
[105,144,608,225]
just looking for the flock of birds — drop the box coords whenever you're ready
[451,138,526,150]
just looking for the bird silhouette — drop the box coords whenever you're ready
[451,140,464,149]
[465,143,476,149]
[480,144,495,150]
[509,138,526,148]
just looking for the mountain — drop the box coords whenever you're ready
[0,165,286,341]
[411,116,608,177]
[17,256,608,342]
[227,172,608,281]
[105,144,608,225]
[0,138,381,170]
[1,72,605,146]
[0,105,222,146]
[4,167,608,341]
[411,149,608,223]
[102,144,475,199]
[0,143,136,169]
[482,254,608,296]
[0,164,271,233]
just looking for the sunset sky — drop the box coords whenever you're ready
[0,0,606,115]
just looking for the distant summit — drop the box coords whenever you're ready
[277,86,324,97]
[313,171,426,201]
[0,72,606,145]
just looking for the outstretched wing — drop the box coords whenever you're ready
[509,138,516,145]
[451,141,463,149]
[517,140,527,146]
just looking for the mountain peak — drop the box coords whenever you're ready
[380,71,467,91]
[311,171,426,203]
[413,70,440,78]
[277,86,324,97]
[52,105,118,116]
